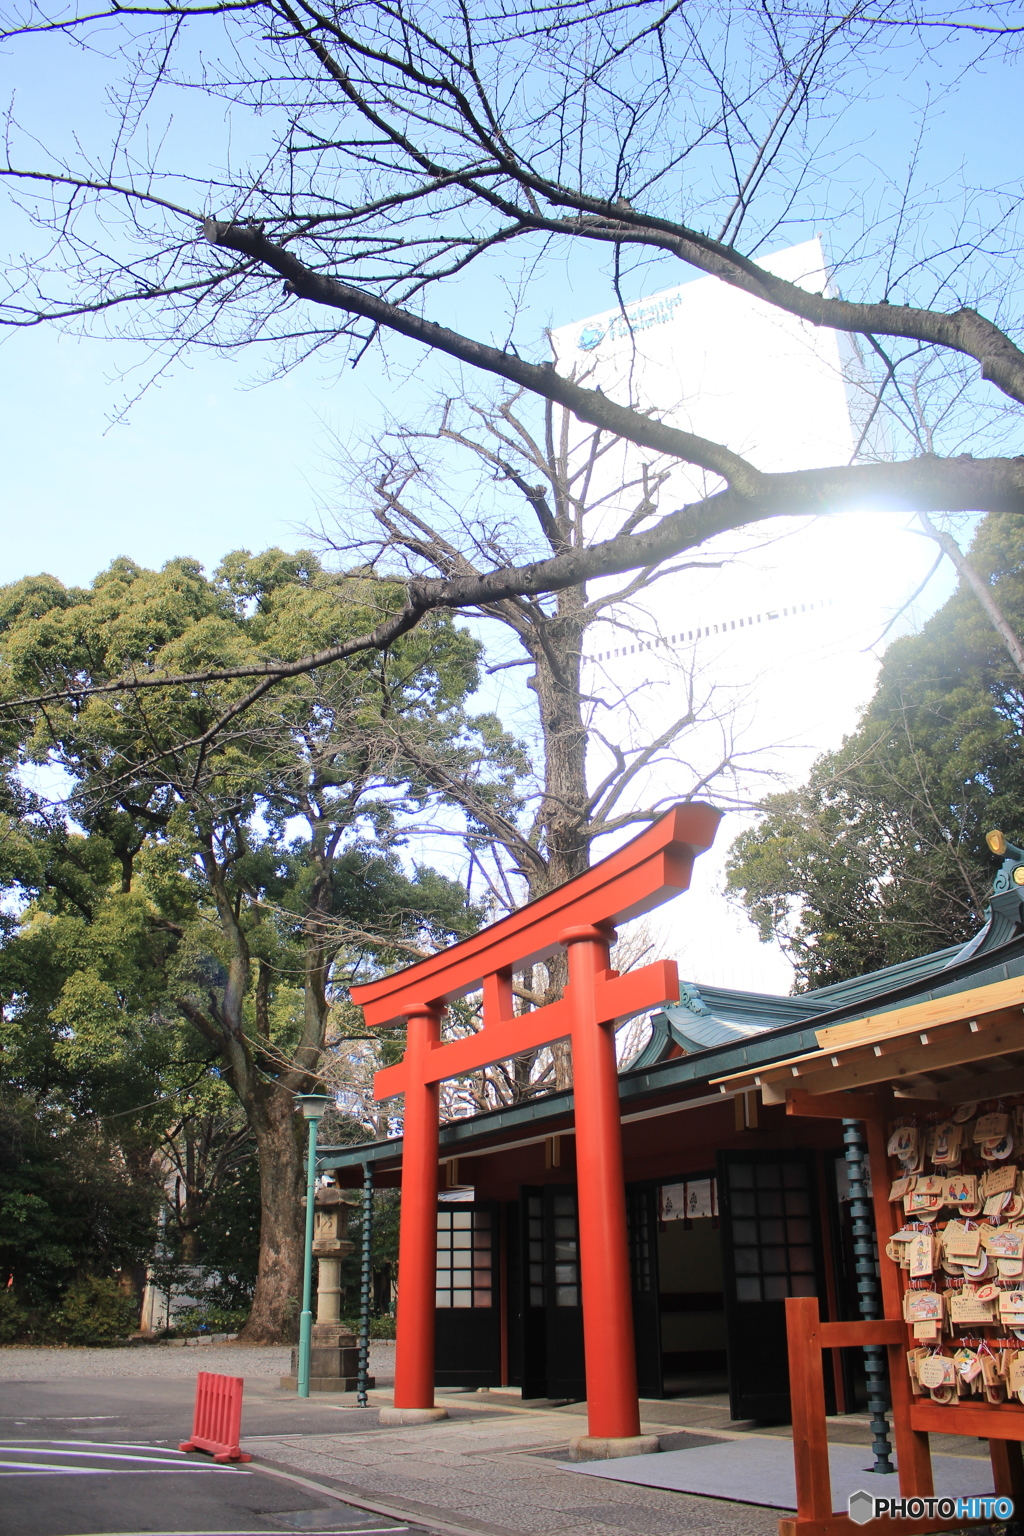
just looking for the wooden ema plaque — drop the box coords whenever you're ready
[779,1089,1024,1536]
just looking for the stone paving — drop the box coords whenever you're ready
[246,1407,783,1536]
[244,1385,994,1535]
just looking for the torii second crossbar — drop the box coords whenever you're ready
[350,802,721,1441]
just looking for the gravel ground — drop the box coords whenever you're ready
[0,1339,395,1379]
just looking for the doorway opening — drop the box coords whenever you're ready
[656,1183,727,1397]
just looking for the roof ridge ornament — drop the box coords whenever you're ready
[677,981,710,1016]
[986,829,1024,896]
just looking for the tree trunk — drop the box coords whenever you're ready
[529,599,590,896]
[184,844,311,1344]
[527,597,589,1089]
[240,880,334,1341]
[240,1081,305,1342]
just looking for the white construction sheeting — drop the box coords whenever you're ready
[550,241,950,992]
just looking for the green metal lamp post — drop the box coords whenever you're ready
[296,1093,333,1399]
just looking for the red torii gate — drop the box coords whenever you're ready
[351,802,720,1448]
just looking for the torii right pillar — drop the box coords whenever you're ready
[563,922,649,1455]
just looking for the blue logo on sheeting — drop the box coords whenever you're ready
[577,326,604,351]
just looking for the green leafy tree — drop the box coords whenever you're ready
[727,513,1024,989]
[0,1087,158,1323]
[0,550,486,1339]
[0,774,187,1304]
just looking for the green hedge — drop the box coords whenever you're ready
[0,1276,138,1345]
[340,1313,396,1339]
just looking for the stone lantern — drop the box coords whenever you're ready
[283,1186,373,1392]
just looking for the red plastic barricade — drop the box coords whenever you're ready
[179,1371,252,1463]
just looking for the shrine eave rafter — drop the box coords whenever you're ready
[712,975,1024,1106]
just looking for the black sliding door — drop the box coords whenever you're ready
[434,1203,501,1389]
[516,1189,549,1399]
[512,1181,657,1403]
[627,1182,663,1398]
[542,1185,586,1400]
[717,1151,828,1422]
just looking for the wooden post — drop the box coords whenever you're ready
[785,1296,833,1522]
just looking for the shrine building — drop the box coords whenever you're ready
[319,816,1024,1427]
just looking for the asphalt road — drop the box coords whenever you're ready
[0,1375,438,1536]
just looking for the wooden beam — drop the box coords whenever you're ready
[893,1076,941,1100]
[721,1014,995,1093]
[785,1089,879,1121]
[716,1009,1024,1098]
[922,1059,1024,1102]
[816,976,1024,1052]
[817,1319,903,1348]
[779,1517,962,1536]
[768,1010,1013,1089]
[711,1049,822,1091]
[910,1399,1024,1441]
[777,1018,1024,1097]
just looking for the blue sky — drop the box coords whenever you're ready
[2,12,1020,594]
[3,14,1021,590]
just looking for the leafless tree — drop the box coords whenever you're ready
[320,385,759,1084]
[1,0,1024,735]
[155,1106,253,1263]
[335,389,749,892]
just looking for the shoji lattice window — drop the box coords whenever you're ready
[527,1194,544,1308]
[435,1209,493,1308]
[551,1190,579,1307]
[729,1162,816,1303]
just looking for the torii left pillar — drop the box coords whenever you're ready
[379,1004,448,1425]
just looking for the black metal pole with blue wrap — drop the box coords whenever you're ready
[357,1162,374,1408]
[359,1161,379,1406]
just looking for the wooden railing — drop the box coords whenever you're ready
[781,1295,1021,1536]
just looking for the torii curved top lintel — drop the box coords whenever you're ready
[351,801,721,1030]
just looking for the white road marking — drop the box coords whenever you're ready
[2,1439,189,1452]
[0,1446,207,1464]
[0,1440,246,1477]
[0,1465,238,1476]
